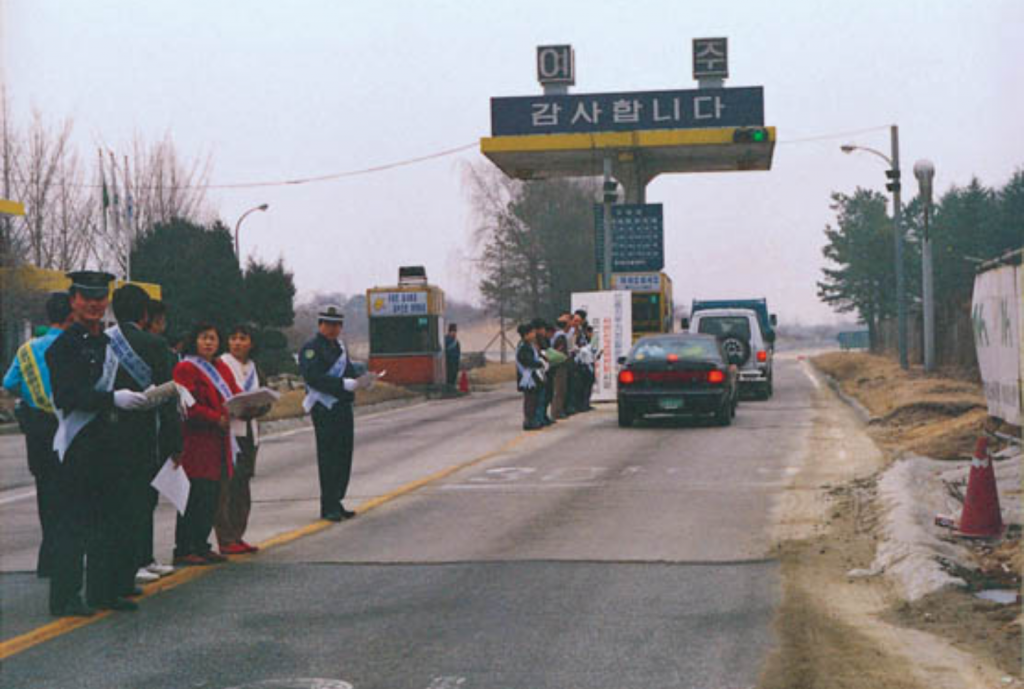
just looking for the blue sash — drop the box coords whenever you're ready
[184,356,234,403]
[242,364,258,392]
[106,325,153,388]
[303,342,348,413]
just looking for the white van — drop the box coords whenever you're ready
[687,308,774,399]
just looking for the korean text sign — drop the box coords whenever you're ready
[595,204,664,273]
[491,87,763,136]
[370,291,429,317]
[572,291,633,403]
[971,264,1022,426]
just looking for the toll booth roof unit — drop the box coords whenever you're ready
[480,126,775,180]
[0,265,162,300]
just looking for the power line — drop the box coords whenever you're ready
[776,125,891,145]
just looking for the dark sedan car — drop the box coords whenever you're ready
[616,333,739,427]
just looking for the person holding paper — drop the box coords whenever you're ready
[108,285,182,589]
[299,305,364,522]
[46,271,151,616]
[3,292,73,579]
[215,324,266,555]
[172,323,241,565]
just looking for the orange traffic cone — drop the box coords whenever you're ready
[958,436,1004,538]
[458,370,470,394]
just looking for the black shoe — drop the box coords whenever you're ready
[51,598,95,617]
[125,587,145,597]
[96,597,138,612]
[323,512,343,522]
[339,508,356,520]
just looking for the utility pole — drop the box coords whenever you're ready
[914,160,937,372]
[602,157,614,290]
[887,126,908,369]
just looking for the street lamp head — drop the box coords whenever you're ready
[840,144,856,154]
[257,203,269,211]
[913,159,935,201]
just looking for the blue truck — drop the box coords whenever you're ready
[686,299,777,346]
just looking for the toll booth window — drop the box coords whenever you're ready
[370,316,440,354]
[632,293,661,328]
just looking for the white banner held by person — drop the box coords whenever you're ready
[571,291,632,402]
[971,262,1022,426]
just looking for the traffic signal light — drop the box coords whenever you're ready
[885,169,901,193]
[733,127,769,144]
[603,180,618,204]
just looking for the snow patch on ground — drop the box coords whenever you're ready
[869,450,1021,601]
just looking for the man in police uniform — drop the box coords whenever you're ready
[46,271,151,616]
[108,284,181,591]
[3,292,73,578]
[299,305,361,522]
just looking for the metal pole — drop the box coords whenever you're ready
[602,157,613,290]
[890,126,908,369]
[922,201,935,372]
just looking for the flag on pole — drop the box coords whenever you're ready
[108,150,125,278]
[98,150,109,237]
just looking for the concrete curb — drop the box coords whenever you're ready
[812,366,875,425]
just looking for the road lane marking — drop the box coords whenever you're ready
[0,425,535,661]
[0,489,36,506]
[800,361,822,390]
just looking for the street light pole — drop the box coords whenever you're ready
[914,160,936,373]
[840,132,908,369]
[234,203,269,264]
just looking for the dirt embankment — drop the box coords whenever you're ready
[813,352,993,460]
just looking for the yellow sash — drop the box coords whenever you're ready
[16,341,54,414]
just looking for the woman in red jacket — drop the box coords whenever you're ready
[172,322,241,565]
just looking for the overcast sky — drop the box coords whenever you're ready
[4,0,1022,324]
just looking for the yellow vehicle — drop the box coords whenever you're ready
[609,272,674,341]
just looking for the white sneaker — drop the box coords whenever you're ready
[146,562,175,576]
[135,568,160,583]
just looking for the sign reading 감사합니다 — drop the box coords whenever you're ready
[490,86,763,136]
[370,291,429,317]
[594,204,664,273]
[971,263,1022,426]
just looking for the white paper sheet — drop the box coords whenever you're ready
[151,458,190,515]
[225,387,281,418]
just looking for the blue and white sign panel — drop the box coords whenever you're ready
[611,273,663,292]
[595,204,664,273]
[491,87,763,136]
[370,291,429,317]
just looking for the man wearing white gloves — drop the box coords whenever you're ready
[45,271,150,616]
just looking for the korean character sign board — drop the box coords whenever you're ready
[491,87,763,137]
[594,204,665,273]
[536,45,575,86]
[369,290,430,317]
[971,263,1022,426]
[572,291,633,403]
[610,273,663,292]
[693,38,728,79]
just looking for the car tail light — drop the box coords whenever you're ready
[757,350,768,363]
[619,370,635,385]
[707,370,726,384]
[666,353,679,363]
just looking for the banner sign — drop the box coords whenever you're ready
[610,273,663,292]
[572,291,633,403]
[491,86,763,136]
[595,204,664,273]
[369,291,429,317]
[971,263,1022,426]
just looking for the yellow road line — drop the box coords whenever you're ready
[0,426,537,660]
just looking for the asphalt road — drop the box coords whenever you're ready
[0,354,833,689]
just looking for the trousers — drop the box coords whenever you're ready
[16,406,60,576]
[311,402,354,516]
[215,436,257,546]
[175,477,220,557]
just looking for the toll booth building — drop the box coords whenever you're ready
[366,267,446,387]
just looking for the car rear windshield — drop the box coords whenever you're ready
[697,316,752,341]
[631,338,720,362]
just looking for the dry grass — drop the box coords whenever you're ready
[467,362,516,387]
[262,382,418,421]
[812,352,989,460]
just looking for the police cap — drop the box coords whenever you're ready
[66,270,115,299]
[318,305,345,323]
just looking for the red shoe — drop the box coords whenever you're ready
[238,541,260,553]
[220,543,250,555]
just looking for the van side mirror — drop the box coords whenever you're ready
[770,314,778,327]
[680,318,690,330]
[617,356,627,366]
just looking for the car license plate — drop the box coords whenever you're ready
[659,398,684,411]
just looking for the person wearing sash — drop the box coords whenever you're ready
[172,322,241,565]
[515,322,545,431]
[4,292,73,578]
[215,323,267,554]
[299,305,360,522]
[46,271,151,616]
[107,285,181,589]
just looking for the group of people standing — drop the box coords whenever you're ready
[4,271,267,617]
[515,310,600,430]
